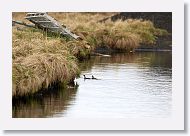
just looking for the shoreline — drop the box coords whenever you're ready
[12,48,171,99]
[12,41,171,97]
[135,48,172,52]
[12,13,171,97]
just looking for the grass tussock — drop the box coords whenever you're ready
[13,12,168,49]
[12,29,84,96]
[73,19,168,51]
[13,53,79,96]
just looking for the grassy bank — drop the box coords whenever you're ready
[12,29,88,96]
[12,12,168,97]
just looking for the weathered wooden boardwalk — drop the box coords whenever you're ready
[25,12,80,40]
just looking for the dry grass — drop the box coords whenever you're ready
[73,19,168,51]
[13,12,168,50]
[12,12,168,96]
[13,53,79,96]
[12,29,82,96]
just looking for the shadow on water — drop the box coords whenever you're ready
[12,84,78,118]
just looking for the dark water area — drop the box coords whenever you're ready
[13,52,172,118]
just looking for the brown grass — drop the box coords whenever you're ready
[12,12,168,96]
[71,18,168,51]
[12,29,82,96]
[13,12,168,50]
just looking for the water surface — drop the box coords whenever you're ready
[13,52,172,118]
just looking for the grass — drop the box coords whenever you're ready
[12,29,83,96]
[73,19,168,51]
[12,12,169,96]
[13,12,168,50]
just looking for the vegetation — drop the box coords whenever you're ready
[12,29,83,96]
[12,12,168,97]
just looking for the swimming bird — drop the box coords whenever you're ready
[92,75,97,80]
[83,75,91,79]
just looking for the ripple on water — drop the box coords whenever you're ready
[13,52,172,118]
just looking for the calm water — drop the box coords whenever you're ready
[13,52,172,118]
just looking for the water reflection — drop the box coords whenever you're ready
[80,52,171,69]
[13,52,172,118]
[73,52,172,118]
[12,86,78,118]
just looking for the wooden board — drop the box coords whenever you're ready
[25,12,80,40]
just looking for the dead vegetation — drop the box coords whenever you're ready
[12,12,168,96]
[12,29,82,96]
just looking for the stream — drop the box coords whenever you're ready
[13,52,172,118]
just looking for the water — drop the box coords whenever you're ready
[13,52,172,118]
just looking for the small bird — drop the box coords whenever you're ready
[83,75,91,79]
[92,75,97,80]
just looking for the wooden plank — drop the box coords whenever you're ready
[12,20,36,28]
[35,21,52,23]
[25,12,80,40]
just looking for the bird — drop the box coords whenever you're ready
[92,75,97,80]
[83,75,91,79]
